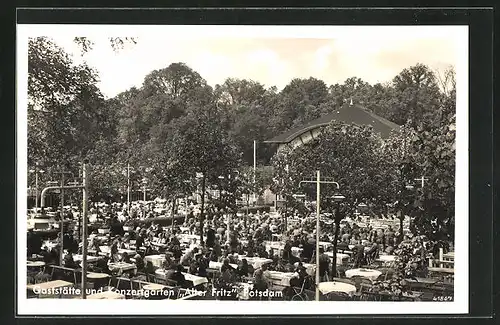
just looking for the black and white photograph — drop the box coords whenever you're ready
[17,24,468,315]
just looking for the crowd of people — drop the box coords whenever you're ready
[27,200,454,300]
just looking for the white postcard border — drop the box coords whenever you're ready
[16,24,468,315]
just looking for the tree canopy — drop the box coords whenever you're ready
[27,37,456,241]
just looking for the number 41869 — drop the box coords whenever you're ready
[433,296,453,301]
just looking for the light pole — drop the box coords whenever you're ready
[299,171,341,301]
[53,169,74,265]
[124,164,134,216]
[329,192,345,279]
[253,140,257,205]
[40,160,90,299]
[29,163,44,212]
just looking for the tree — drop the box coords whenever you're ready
[214,79,277,165]
[274,77,328,130]
[271,120,396,276]
[28,37,111,175]
[166,100,242,242]
[391,63,442,127]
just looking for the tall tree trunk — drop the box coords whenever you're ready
[399,212,404,243]
[199,174,206,244]
[331,218,340,279]
[171,198,176,231]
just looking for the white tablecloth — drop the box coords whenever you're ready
[234,282,253,300]
[73,255,100,263]
[238,256,273,269]
[208,261,238,270]
[291,247,303,257]
[294,262,316,276]
[178,234,202,244]
[325,252,350,265]
[266,271,297,286]
[108,262,137,273]
[377,255,397,263]
[345,268,382,281]
[118,249,136,256]
[145,255,166,268]
[318,281,357,296]
[155,269,208,286]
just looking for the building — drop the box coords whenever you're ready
[264,104,399,152]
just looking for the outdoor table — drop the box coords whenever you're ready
[150,241,169,248]
[179,227,190,233]
[73,255,100,263]
[318,281,357,296]
[27,280,73,298]
[27,261,45,268]
[345,268,382,281]
[87,272,110,279]
[348,245,371,252]
[143,283,166,291]
[182,272,208,287]
[325,252,350,265]
[291,247,303,257]
[99,246,110,254]
[294,262,316,277]
[208,261,238,270]
[108,262,137,274]
[87,290,125,299]
[178,234,201,244]
[118,249,136,256]
[266,271,296,287]
[238,256,273,269]
[87,272,110,289]
[154,269,208,287]
[234,282,254,300]
[377,255,397,264]
[319,242,333,250]
[145,255,167,268]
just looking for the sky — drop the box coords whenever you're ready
[39,26,462,99]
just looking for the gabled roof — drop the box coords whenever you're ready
[265,104,399,144]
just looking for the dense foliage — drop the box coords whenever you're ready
[27,37,455,241]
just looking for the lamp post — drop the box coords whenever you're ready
[299,171,341,301]
[28,163,44,212]
[253,140,257,205]
[39,160,90,299]
[53,169,74,266]
[329,192,345,279]
[124,164,135,216]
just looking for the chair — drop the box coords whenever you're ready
[323,291,350,301]
[290,276,312,301]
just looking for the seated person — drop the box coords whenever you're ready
[236,259,249,277]
[197,260,208,277]
[289,265,309,289]
[337,240,349,252]
[188,261,198,275]
[63,250,79,269]
[171,245,182,260]
[134,254,144,271]
[170,264,187,287]
[96,256,110,274]
[120,252,131,263]
[39,247,52,265]
[253,263,270,293]
[385,245,395,255]
[220,258,235,274]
